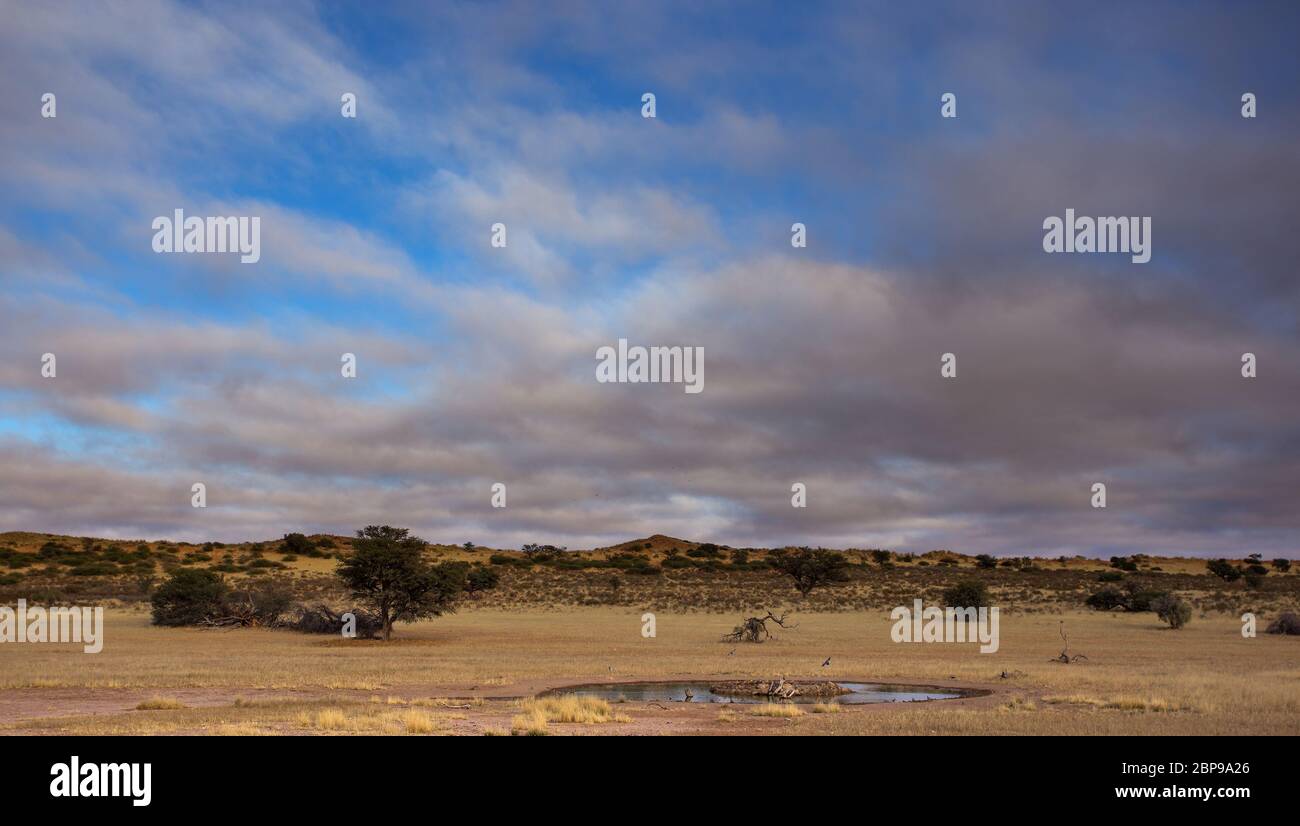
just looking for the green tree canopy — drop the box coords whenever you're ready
[336,525,467,640]
[769,547,850,597]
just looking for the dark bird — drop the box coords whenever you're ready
[822,657,831,668]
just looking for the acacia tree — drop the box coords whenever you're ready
[336,525,466,640]
[769,547,850,597]
[1206,558,1243,582]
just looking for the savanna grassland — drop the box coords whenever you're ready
[1,531,1298,735]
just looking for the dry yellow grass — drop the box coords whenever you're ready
[751,703,804,717]
[999,696,1037,712]
[214,722,269,736]
[511,708,549,736]
[517,696,630,724]
[290,706,451,734]
[312,708,348,730]
[810,702,842,713]
[135,696,186,710]
[402,710,437,733]
[2,607,1297,735]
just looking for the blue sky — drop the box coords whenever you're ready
[1,1,1298,556]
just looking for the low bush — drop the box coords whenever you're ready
[151,569,227,626]
[464,566,500,595]
[1207,558,1242,582]
[1086,582,1169,613]
[1151,594,1192,629]
[1085,585,1126,611]
[1266,612,1300,635]
[69,561,116,576]
[942,580,990,609]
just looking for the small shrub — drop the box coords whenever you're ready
[1265,612,1300,635]
[69,562,116,577]
[150,569,227,626]
[1086,585,1126,611]
[464,566,500,595]
[1206,558,1242,582]
[1151,595,1192,629]
[942,580,990,609]
[1124,588,1167,613]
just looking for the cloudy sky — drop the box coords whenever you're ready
[1,1,1297,556]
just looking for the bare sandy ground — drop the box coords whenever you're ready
[0,676,1002,736]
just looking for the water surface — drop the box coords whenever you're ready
[544,681,967,705]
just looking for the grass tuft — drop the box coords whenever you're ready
[518,695,628,724]
[403,710,438,733]
[135,696,186,710]
[511,708,550,735]
[750,703,804,718]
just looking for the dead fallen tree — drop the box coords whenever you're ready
[1050,621,1088,663]
[194,596,384,638]
[1266,612,1300,635]
[710,678,848,699]
[287,605,383,638]
[722,611,795,643]
[195,585,292,628]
